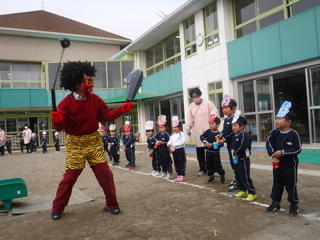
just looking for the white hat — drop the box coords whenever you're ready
[109,124,116,131]
[157,115,167,126]
[145,121,154,131]
[232,110,242,124]
[42,131,47,135]
[55,131,59,136]
[171,116,179,128]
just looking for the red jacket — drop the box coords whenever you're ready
[53,93,123,136]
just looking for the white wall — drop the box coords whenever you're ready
[180,0,235,121]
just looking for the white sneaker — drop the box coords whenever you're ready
[197,171,205,177]
[150,170,156,176]
[164,172,171,180]
[154,171,161,177]
[160,172,166,178]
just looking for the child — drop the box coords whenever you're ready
[107,124,120,166]
[266,101,301,215]
[5,136,12,154]
[122,121,136,169]
[19,134,24,154]
[167,116,187,182]
[54,132,60,152]
[146,120,160,177]
[41,131,48,154]
[155,115,172,180]
[98,124,108,153]
[30,133,37,152]
[218,95,239,191]
[200,115,225,184]
[231,111,257,202]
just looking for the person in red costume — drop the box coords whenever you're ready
[51,61,132,220]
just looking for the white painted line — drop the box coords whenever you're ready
[112,165,318,220]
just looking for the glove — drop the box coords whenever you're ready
[51,110,63,123]
[120,102,133,113]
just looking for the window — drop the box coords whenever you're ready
[239,77,274,142]
[107,61,121,88]
[145,32,181,76]
[233,0,319,38]
[208,81,223,116]
[48,63,60,90]
[93,62,107,89]
[203,1,219,48]
[121,61,134,86]
[184,16,197,57]
[0,62,43,89]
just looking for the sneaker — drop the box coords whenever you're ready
[234,191,248,198]
[175,176,185,182]
[207,176,214,184]
[150,170,157,176]
[265,202,280,212]
[103,207,121,215]
[164,172,171,180]
[245,194,257,202]
[51,212,61,220]
[160,172,166,178]
[228,181,239,192]
[289,204,299,216]
[220,175,226,184]
[154,171,161,177]
[197,171,205,177]
[181,176,187,182]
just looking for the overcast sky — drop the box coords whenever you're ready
[2,0,188,40]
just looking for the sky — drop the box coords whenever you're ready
[1,0,188,40]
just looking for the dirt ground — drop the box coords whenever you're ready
[0,145,319,240]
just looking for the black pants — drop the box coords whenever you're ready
[227,145,240,184]
[0,146,4,155]
[125,147,135,166]
[6,146,12,154]
[55,143,60,152]
[205,149,225,177]
[109,154,120,163]
[42,144,47,153]
[271,164,299,205]
[20,145,24,153]
[196,147,206,172]
[236,158,256,194]
[25,143,30,153]
[158,148,172,173]
[173,148,186,176]
[152,151,161,171]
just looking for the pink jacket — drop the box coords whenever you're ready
[23,128,32,144]
[186,99,218,147]
[0,130,6,146]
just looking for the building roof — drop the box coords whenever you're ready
[112,0,212,57]
[0,10,131,44]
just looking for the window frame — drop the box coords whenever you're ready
[232,0,307,39]
[203,1,220,49]
[183,16,197,58]
[208,81,224,117]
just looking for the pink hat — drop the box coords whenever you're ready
[171,116,179,128]
[209,114,217,123]
[157,115,167,126]
[123,121,131,131]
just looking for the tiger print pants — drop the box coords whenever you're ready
[52,132,119,214]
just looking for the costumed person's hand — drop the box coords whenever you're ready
[51,110,64,123]
[120,102,133,113]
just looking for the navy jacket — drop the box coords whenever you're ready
[155,132,170,152]
[222,115,234,145]
[122,133,136,149]
[266,129,302,168]
[230,131,252,159]
[200,129,223,151]
[147,136,157,151]
[107,135,120,155]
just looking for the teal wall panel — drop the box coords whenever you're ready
[141,63,182,95]
[227,35,253,77]
[0,89,31,108]
[228,6,320,78]
[251,24,282,72]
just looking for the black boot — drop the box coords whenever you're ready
[208,175,214,184]
[289,204,299,216]
[51,212,61,220]
[103,207,121,215]
[265,202,280,212]
[220,175,226,184]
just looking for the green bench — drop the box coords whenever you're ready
[0,178,28,210]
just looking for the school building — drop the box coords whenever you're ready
[113,0,320,145]
[0,10,133,147]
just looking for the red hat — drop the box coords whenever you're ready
[123,121,131,131]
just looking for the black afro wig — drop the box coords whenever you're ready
[60,61,96,92]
